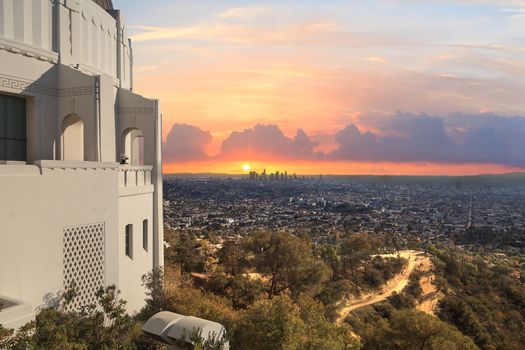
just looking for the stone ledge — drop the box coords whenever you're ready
[0,295,35,330]
[35,160,120,170]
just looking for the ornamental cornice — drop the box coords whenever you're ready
[0,74,94,98]
[116,107,155,115]
[0,37,59,64]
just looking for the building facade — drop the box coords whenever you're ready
[0,0,163,328]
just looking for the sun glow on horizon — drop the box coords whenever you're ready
[242,164,251,172]
[163,160,525,177]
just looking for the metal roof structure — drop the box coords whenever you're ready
[142,311,229,349]
[92,0,113,10]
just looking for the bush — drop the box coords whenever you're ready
[0,285,156,350]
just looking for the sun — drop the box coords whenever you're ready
[242,164,251,172]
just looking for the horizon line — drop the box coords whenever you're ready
[163,171,525,178]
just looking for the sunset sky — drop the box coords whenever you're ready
[114,0,525,175]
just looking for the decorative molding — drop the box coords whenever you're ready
[0,74,94,98]
[116,107,155,115]
[35,160,120,170]
[0,74,57,97]
[57,86,94,97]
[0,37,58,64]
[119,165,153,171]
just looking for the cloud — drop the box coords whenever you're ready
[217,7,267,20]
[219,124,318,160]
[130,20,340,45]
[162,115,525,167]
[365,56,387,63]
[163,124,212,162]
[330,113,525,165]
[133,65,157,73]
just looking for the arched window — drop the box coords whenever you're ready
[121,128,144,165]
[61,114,84,161]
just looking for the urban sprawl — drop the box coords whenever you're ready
[164,174,525,245]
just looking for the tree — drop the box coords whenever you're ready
[316,279,353,320]
[168,231,201,287]
[245,231,331,299]
[136,267,167,321]
[297,295,360,350]
[387,291,416,309]
[233,295,305,350]
[233,295,360,350]
[437,297,490,347]
[206,273,266,309]
[0,285,156,349]
[340,234,373,289]
[318,244,341,277]
[363,309,479,350]
[218,238,245,276]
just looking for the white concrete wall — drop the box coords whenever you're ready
[0,162,120,311]
[0,0,55,52]
[118,189,154,313]
[0,0,163,322]
[0,0,133,85]
[117,89,164,269]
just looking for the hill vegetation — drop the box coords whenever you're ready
[2,229,524,349]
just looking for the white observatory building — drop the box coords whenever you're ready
[0,0,163,328]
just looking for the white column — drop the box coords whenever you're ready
[0,0,14,39]
[152,101,164,269]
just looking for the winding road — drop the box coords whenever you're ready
[336,250,422,324]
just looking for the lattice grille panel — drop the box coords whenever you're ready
[63,223,105,310]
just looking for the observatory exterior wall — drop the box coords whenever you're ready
[0,0,163,327]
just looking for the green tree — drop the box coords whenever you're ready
[297,295,360,350]
[437,297,490,347]
[340,234,372,289]
[363,309,479,350]
[233,295,359,350]
[206,273,266,309]
[233,295,305,350]
[168,231,201,287]
[318,244,341,277]
[0,285,155,349]
[245,231,331,299]
[218,238,246,276]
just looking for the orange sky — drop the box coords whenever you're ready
[118,0,525,175]
[164,161,525,177]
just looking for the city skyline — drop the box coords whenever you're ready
[115,0,525,175]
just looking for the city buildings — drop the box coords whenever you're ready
[164,177,525,244]
[0,0,163,328]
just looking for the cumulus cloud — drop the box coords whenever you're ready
[330,113,525,165]
[219,124,317,160]
[163,114,525,166]
[163,124,212,162]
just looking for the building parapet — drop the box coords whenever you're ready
[119,165,153,188]
[35,160,121,170]
[0,295,34,330]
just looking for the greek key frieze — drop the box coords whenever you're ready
[0,75,58,97]
[57,86,94,97]
[0,74,94,97]
[116,107,155,115]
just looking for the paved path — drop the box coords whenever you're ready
[336,250,420,324]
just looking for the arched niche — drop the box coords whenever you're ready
[61,114,84,161]
[121,127,144,165]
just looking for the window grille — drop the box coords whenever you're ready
[63,223,105,310]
